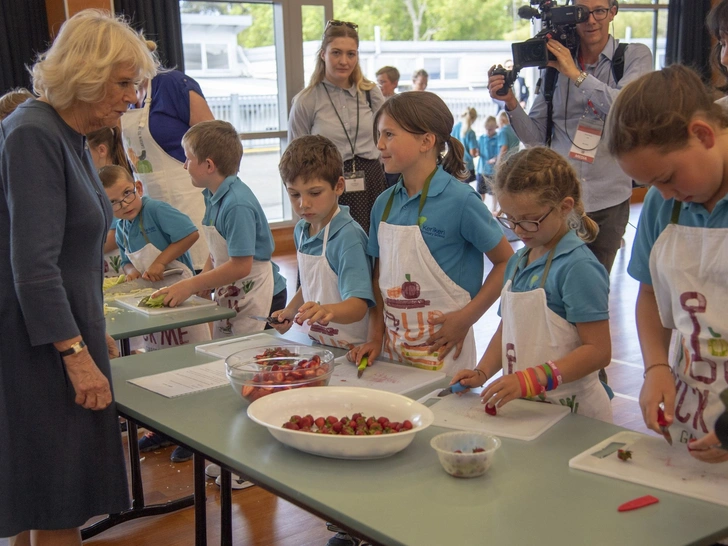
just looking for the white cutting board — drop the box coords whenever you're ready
[114,294,219,316]
[418,390,570,441]
[194,333,299,359]
[329,356,445,395]
[569,431,728,507]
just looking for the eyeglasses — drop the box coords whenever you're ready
[496,208,554,232]
[585,7,611,21]
[325,20,358,32]
[110,187,137,211]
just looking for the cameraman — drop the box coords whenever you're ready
[488,0,652,275]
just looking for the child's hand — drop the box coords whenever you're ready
[142,263,166,282]
[153,280,194,308]
[197,289,212,300]
[480,373,523,411]
[125,269,142,281]
[639,365,676,436]
[347,339,382,367]
[451,369,485,390]
[296,301,335,326]
[270,309,294,334]
[687,432,728,464]
[426,310,471,359]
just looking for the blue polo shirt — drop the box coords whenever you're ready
[202,175,286,295]
[499,229,609,323]
[497,125,520,156]
[367,166,504,299]
[477,133,499,176]
[116,195,196,272]
[628,186,728,286]
[451,122,478,173]
[295,205,374,307]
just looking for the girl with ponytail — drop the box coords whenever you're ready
[452,146,613,422]
[347,91,512,375]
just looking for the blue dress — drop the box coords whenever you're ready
[0,100,129,534]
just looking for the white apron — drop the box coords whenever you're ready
[103,248,122,278]
[377,173,477,375]
[121,81,209,270]
[500,246,612,421]
[123,221,211,351]
[649,200,728,446]
[200,223,274,338]
[298,209,369,349]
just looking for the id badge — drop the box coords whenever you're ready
[344,170,366,192]
[568,118,603,164]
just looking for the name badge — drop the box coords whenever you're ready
[344,170,366,192]
[568,118,603,164]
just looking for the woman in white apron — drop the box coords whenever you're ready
[121,66,214,270]
[452,147,612,422]
[607,65,728,462]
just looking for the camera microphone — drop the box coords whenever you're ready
[518,5,541,20]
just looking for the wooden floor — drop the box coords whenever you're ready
[76,204,651,546]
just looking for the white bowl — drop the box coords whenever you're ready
[430,431,501,478]
[247,386,435,459]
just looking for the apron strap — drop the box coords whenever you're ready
[670,199,682,224]
[381,167,437,223]
[137,204,153,246]
[299,207,339,256]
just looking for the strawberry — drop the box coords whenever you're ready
[332,421,343,433]
[402,420,413,430]
[617,449,632,461]
[454,450,463,453]
[473,447,485,453]
[314,417,325,429]
[485,404,497,416]
[657,407,669,427]
[326,416,338,425]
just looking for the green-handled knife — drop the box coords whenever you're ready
[357,356,369,379]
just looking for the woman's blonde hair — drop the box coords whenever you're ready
[374,91,469,181]
[494,147,598,243]
[460,107,477,138]
[608,65,728,157]
[301,22,375,95]
[31,9,158,111]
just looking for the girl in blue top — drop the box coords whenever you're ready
[348,92,512,375]
[608,65,728,462]
[450,107,478,183]
[453,147,613,422]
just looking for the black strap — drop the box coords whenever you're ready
[612,43,628,84]
[365,89,371,109]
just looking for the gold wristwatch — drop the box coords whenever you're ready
[574,71,588,88]
[59,340,86,357]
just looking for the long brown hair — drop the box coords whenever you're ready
[608,65,728,157]
[494,147,598,242]
[301,22,375,95]
[87,126,130,173]
[374,91,469,181]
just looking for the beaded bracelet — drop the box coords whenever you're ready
[643,363,673,378]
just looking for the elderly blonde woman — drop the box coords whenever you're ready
[0,10,157,546]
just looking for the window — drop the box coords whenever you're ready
[205,44,230,70]
[183,43,202,70]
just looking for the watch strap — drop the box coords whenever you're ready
[574,71,588,88]
[59,340,86,357]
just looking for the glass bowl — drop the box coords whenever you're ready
[430,431,501,478]
[225,345,335,406]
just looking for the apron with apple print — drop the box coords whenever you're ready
[377,171,477,375]
[649,200,728,445]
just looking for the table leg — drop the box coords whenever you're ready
[119,337,131,357]
[220,469,233,546]
[194,453,208,546]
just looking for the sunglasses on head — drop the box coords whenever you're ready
[325,19,358,32]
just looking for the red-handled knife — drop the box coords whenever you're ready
[618,495,659,512]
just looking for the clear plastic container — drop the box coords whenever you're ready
[430,431,501,478]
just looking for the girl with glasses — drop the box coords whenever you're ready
[288,19,387,235]
[451,147,613,422]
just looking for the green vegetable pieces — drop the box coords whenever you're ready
[138,294,167,308]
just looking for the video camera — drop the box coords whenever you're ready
[491,0,589,96]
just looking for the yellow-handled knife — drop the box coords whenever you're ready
[357,356,369,379]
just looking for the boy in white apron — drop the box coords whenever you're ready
[452,148,613,422]
[347,92,513,376]
[271,136,373,350]
[153,120,287,339]
[610,65,728,464]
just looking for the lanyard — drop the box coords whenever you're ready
[322,82,359,160]
[381,167,437,223]
[577,55,603,121]
[510,230,568,289]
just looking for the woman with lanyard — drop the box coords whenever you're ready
[288,20,387,235]
[121,39,215,271]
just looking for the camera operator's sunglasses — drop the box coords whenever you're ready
[325,20,358,32]
[586,7,611,21]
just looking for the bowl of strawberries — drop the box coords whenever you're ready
[225,345,335,406]
[247,386,435,459]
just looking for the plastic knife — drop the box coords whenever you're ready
[357,356,368,379]
[618,495,659,512]
[438,381,469,397]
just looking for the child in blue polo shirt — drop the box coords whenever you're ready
[452,147,612,422]
[271,135,373,349]
[155,120,287,338]
[347,92,513,375]
[497,110,520,163]
[451,107,478,183]
[476,115,499,206]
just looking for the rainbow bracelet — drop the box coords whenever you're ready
[547,361,562,388]
[526,367,544,396]
[540,364,554,391]
[515,370,529,398]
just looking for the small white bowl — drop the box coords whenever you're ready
[247,386,434,459]
[430,431,501,478]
